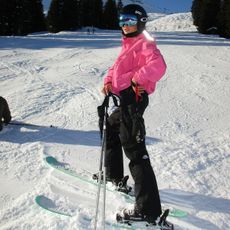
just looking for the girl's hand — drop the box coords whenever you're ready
[102,83,112,95]
[131,80,145,96]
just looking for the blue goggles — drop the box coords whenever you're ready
[119,14,138,27]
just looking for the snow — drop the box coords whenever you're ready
[147,13,197,32]
[1,12,230,230]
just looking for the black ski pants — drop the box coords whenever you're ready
[105,87,162,219]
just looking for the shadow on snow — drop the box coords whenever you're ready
[161,189,230,230]
[0,122,160,146]
[0,30,122,50]
[0,30,229,50]
[155,31,230,47]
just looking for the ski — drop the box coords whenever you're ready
[45,156,133,201]
[44,156,188,218]
[35,195,142,229]
[35,195,173,229]
[35,195,72,217]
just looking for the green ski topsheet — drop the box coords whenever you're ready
[38,156,187,218]
[35,195,137,229]
[35,195,72,217]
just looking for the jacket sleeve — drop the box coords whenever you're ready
[132,42,166,86]
[104,66,114,85]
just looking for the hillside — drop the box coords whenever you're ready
[0,12,230,230]
[147,12,196,32]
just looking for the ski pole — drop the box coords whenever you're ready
[94,95,109,230]
[102,140,107,230]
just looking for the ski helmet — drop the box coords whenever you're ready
[120,4,148,33]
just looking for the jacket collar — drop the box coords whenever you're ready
[122,33,144,44]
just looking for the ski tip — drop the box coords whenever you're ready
[169,208,187,218]
[35,195,43,203]
[35,195,72,217]
[45,156,58,165]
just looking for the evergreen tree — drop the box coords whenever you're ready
[192,0,221,34]
[0,0,16,35]
[81,0,91,26]
[30,0,46,33]
[200,0,220,34]
[218,0,230,38]
[47,0,64,33]
[13,0,30,35]
[103,0,119,29]
[191,0,203,27]
[94,0,104,28]
[117,0,123,14]
[80,0,103,28]
[0,0,45,36]
[47,0,82,33]
[61,0,81,30]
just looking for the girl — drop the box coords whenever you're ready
[100,4,171,228]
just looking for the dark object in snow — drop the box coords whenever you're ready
[0,96,12,131]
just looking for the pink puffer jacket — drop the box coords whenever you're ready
[104,31,166,95]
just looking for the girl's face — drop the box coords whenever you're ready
[122,25,138,34]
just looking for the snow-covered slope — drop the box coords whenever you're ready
[0,13,230,230]
[147,12,197,32]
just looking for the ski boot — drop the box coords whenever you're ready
[92,173,132,195]
[116,208,174,229]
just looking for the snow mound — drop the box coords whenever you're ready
[147,12,197,32]
[147,12,166,22]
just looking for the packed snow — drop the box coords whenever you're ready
[0,12,230,230]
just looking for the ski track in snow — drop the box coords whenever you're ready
[1,21,230,230]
